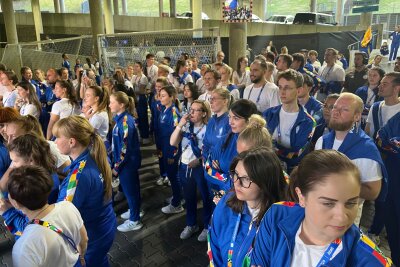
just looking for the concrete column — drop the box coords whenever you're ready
[159,0,163,17]
[253,0,267,21]
[88,0,105,56]
[360,12,373,27]
[335,0,344,25]
[59,0,65,13]
[1,0,18,44]
[53,0,60,13]
[104,0,114,34]
[310,0,317,12]
[170,0,176,17]
[192,0,202,37]
[113,0,119,15]
[121,0,127,15]
[229,23,247,67]
[31,0,43,43]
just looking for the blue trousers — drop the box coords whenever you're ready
[137,94,150,139]
[384,158,400,266]
[389,43,399,61]
[368,200,385,235]
[85,208,116,267]
[162,153,182,207]
[179,163,213,228]
[119,166,141,221]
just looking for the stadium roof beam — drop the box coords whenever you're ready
[1,0,18,44]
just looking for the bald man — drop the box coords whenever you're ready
[314,93,386,226]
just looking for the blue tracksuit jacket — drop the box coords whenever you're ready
[251,202,392,267]
[202,112,230,161]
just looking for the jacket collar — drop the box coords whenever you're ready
[114,111,128,122]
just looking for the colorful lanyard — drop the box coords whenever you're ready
[247,83,266,104]
[113,115,128,174]
[29,219,78,253]
[65,159,87,202]
[227,214,242,267]
[315,238,342,267]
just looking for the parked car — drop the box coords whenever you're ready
[177,11,210,20]
[266,15,294,24]
[251,14,265,22]
[293,12,337,26]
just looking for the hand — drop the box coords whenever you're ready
[212,190,225,205]
[0,198,13,215]
[178,114,190,128]
[188,158,200,168]
[212,160,220,171]
[79,255,86,267]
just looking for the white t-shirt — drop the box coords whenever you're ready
[20,103,40,118]
[198,91,213,103]
[232,70,251,87]
[131,74,148,94]
[3,90,17,107]
[0,84,8,97]
[48,141,70,168]
[51,98,81,119]
[366,101,400,138]
[318,64,345,83]
[196,78,206,94]
[146,65,159,85]
[181,124,206,164]
[168,73,193,100]
[290,224,343,267]
[12,201,83,267]
[89,111,109,141]
[315,136,382,183]
[272,108,299,148]
[243,82,280,112]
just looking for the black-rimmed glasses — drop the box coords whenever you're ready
[229,171,253,188]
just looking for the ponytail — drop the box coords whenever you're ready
[111,91,137,117]
[90,133,112,201]
[127,96,136,117]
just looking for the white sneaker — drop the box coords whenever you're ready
[114,191,125,202]
[120,210,145,220]
[197,229,208,242]
[163,177,170,186]
[180,225,199,240]
[117,220,143,232]
[161,204,184,214]
[156,177,164,186]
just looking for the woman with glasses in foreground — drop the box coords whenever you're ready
[208,147,287,267]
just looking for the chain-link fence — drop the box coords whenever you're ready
[98,28,221,77]
[1,35,94,77]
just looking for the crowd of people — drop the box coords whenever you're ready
[0,40,398,267]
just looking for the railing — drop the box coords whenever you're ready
[347,32,379,51]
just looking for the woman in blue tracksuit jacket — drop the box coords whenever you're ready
[202,88,231,161]
[208,148,287,267]
[251,150,392,267]
[151,77,170,185]
[158,85,183,212]
[110,91,142,232]
[54,116,115,267]
[204,99,258,193]
[354,67,385,130]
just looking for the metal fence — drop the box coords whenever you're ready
[98,28,221,77]
[0,35,94,77]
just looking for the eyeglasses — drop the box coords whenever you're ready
[209,97,224,102]
[190,109,203,113]
[230,171,253,188]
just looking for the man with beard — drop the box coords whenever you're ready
[198,70,220,103]
[263,69,315,173]
[243,59,280,112]
[314,93,386,226]
[342,52,369,94]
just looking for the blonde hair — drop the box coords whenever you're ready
[238,114,272,149]
[212,87,233,108]
[53,116,112,202]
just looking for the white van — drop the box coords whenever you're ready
[293,12,337,26]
